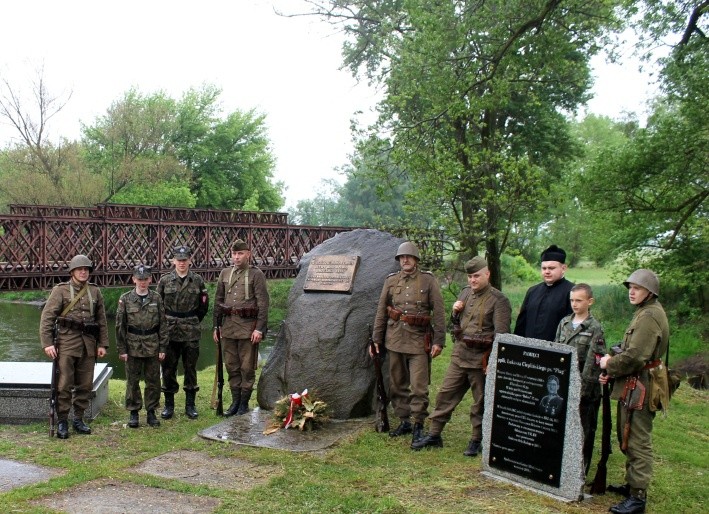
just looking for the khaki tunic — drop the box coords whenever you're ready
[213,266,269,338]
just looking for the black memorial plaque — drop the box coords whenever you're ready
[303,255,360,293]
[488,340,572,487]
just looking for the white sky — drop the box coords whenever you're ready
[0,1,657,209]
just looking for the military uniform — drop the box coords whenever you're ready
[157,247,208,419]
[39,278,109,425]
[555,312,606,474]
[213,261,269,412]
[116,285,168,415]
[372,267,446,428]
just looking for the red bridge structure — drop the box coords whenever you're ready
[0,204,443,291]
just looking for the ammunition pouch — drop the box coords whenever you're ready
[461,334,494,349]
[127,326,159,336]
[387,306,431,327]
[386,306,403,321]
[218,303,259,319]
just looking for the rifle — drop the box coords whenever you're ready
[590,371,612,494]
[215,327,224,416]
[620,376,645,451]
[49,322,60,437]
[368,324,390,433]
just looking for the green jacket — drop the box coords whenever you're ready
[116,289,168,358]
[157,270,208,341]
[555,313,606,401]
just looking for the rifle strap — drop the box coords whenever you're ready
[61,283,90,317]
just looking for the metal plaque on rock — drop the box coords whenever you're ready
[303,255,360,293]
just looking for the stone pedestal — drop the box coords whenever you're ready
[0,362,113,424]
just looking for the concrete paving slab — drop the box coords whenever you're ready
[0,457,63,492]
[199,407,371,451]
[131,450,282,491]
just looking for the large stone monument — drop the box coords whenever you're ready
[481,333,585,502]
[257,229,403,419]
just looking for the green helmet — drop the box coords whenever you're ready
[395,241,420,261]
[623,268,659,296]
[68,254,94,273]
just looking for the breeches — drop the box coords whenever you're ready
[56,351,95,420]
[222,337,258,391]
[429,362,485,440]
[125,356,161,411]
[388,350,430,423]
[161,339,200,393]
[616,400,655,490]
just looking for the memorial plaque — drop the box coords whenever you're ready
[303,255,360,293]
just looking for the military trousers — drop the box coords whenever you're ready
[388,349,430,424]
[56,350,95,421]
[616,400,656,491]
[161,339,200,394]
[428,361,485,440]
[222,337,258,391]
[124,355,161,411]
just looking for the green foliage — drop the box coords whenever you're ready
[110,177,197,207]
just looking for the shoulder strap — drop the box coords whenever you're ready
[60,283,89,317]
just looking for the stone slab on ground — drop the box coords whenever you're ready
[35,478,221,513]
[0,457,63,492]
[132,450,282,490]
[200,407,371,451]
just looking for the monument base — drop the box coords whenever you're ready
[0,362,113,424]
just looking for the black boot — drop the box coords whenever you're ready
[389,420,413,437]
[609,495,646,514]
[161,392,174,419]
[608,484,631,497]
[147,409,160,427]
[57,420,69,439]
[411,432,443,450]
[185,390,198,419]
[237,389,252,415]
[463,439,482,457]
[411,422,424,444]
[72,418,92,435]
[128,410,139,428]
[224,389,241,417]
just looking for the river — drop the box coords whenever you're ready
[0,302,274,380]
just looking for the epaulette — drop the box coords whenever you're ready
[461,285,471,290]
[421,270,434,276]
[387,271,399,277]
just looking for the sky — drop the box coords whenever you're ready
[0,1,658,209]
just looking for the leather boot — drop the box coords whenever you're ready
[161,392,175,419]
[72,418,92,435]
[128,410,139,428]
[463,439,482,457]
[147,409,160,427]
[411,422,424,444]
[224,389,241,417]
[607,483,631,497]
[389,420,412,437]
[609,495,646,514]
[411,432,443,450]
[185,390,198,419]
[57,420,69,439]
[236,389,252,415]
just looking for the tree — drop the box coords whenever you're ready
[297,0,620,287]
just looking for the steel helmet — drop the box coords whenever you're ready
[68,254,94,273]
[395,241,420,261]
[623,268,659,297]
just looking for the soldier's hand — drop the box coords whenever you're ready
[97,347,107,358]
[599,354,611,369]
[213,328,220,344]
[369,343,380,358]
[119,353,128,362]
[251,330,263,344]
[430,345,443,358]
[452,300,464,313]
[44,345,57,359]
[599,372,610,385]
[158,352,166,362]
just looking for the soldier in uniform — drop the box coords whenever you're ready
[412,256,511,455]
[600,269,670,514]
[40,254,109,439]
[157,245,209,420]
[514,245,574,341]
[554,282,606,475]
[116,265,168,428]
[371,241,446,445]
[213,239,269,416]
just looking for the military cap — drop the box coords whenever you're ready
[465,256,488,274]
[231,239,249,251]
[173,245,192,260]
[541,244,566,264]
[133,264,152,279]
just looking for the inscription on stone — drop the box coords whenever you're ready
[303,255,360,293]
[489,341,571,487]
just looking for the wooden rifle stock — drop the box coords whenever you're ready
[368,324,390,433]
[215,328,225,416]
[590,372,611,494]
[48,323,59,437]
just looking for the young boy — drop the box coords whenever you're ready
[554,283,606,475]
[116,264,168,428]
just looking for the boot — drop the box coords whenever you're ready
[411,422,424,444]
[224,389,241,417]
[608,483,631,497]
[184,390,198,419]
[161,392,175,419]
[411,432,443,450]
[128,410,139,428]
[72,418,92,435]
[389,420,412,437]
[609,495,646,514]
[236,389,252,415]
[56,420,69,439]
[463,439,482,457]
[147,409,160,427]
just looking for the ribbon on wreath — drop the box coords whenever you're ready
[283,388,308,429]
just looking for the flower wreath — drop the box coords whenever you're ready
[263,389,330,434]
